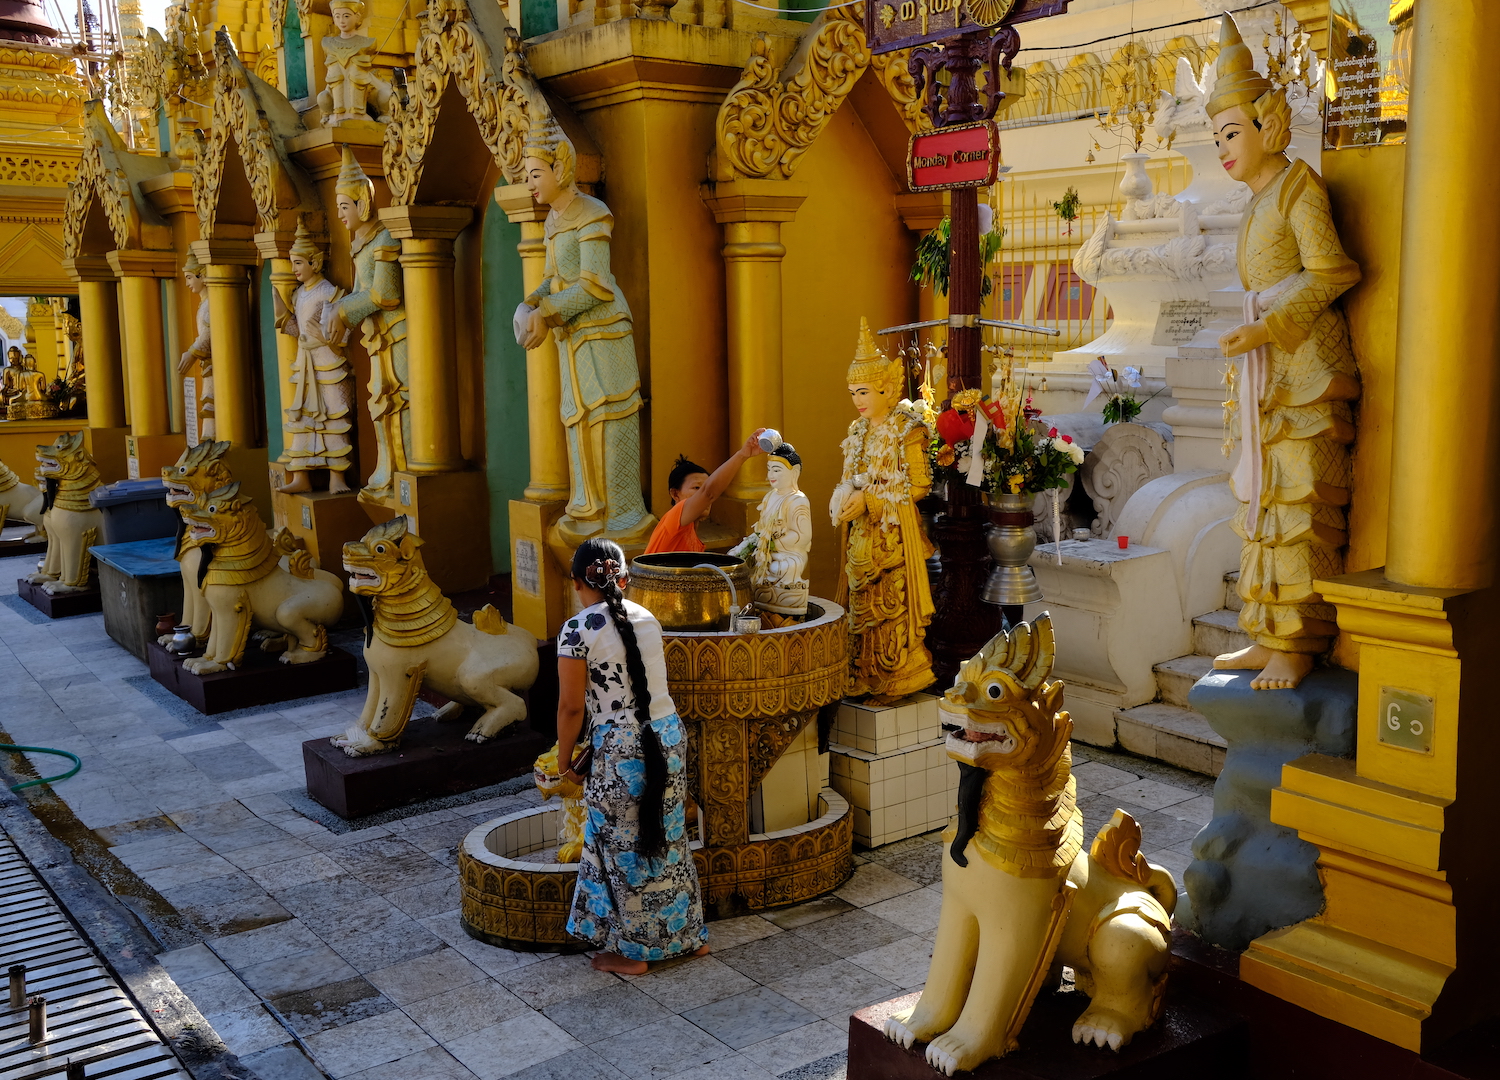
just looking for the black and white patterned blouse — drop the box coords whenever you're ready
[557,600,677,721]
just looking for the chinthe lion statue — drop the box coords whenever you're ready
[177,481,344,675]
[337,517,538,756]
[25,432,102,595]
[885,615,1176,1075]
[0,456,45,541]
[160,440,235,648]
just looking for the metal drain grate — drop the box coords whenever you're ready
[0,831,191,1079]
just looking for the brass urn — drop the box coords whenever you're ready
[627,552,752,632]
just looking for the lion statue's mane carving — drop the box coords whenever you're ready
[885,615,1177,1074]
[161,440,235,648]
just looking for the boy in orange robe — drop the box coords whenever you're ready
[645,429,766,554]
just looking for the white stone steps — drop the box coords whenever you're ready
[1153,654,1216,708]
[1193,608,1252,657]
[1114,701,1226,777]
[1224,570,1243,612]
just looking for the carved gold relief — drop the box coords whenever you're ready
[383,0,549,206]
[715,12,872,181]
[64,102,144,258]
[195,32,319,240]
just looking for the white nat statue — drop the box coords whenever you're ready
[179,253,214,441]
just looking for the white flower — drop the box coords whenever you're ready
[1123,366,1142,388]
[1064,441,1086,465]
[957,455,972,473]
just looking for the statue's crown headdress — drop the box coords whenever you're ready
[182,251,202,274]
[329,0,365,14]
[523,111,578,190]
[290,219,324,269]
[847,316,899,387]
[336,146,374,211]
[1206,14,1273,117]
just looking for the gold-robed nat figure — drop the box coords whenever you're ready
[1208,14,1361,690]
[517,114,654,557]
[333,147,409,505]
[832,318,936,703]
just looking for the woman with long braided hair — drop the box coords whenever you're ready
[556,538,708,973]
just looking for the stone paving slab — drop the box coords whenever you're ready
[0,552,1210,1080]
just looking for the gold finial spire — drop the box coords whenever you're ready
[336,146,374,218]
[1206,13,1274,118]
[847,316,899,387]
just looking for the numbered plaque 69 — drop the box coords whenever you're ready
[1378,685,1435,755]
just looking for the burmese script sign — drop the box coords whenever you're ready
[1151,299,1216,346]
[908,123,999,191]
[864,0,1067,56]
[1324,0,1412,149]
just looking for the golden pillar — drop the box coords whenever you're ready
[1385,0,1500,592]
[496,185,570,640]
[379,205,471,473]
[702,179,807,507]
[65,256,129,481]
[494,186,568,503]
[1246,0,1500,1050]
[266,258,299,465]
[107,251,172,436]
[195,240,273,519]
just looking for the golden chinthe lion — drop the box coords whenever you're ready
[338,517,539,756]
[160,441,236,651]
[885,615,1177,1074]
[25,432,102,596]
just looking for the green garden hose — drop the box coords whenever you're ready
[1,744,82,791]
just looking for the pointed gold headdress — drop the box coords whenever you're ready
[1206,14,1274,117]
[290,219,324,272]
[847,317,901,390]
[336,146,374,221]
[523,111,577,191]
[182,251,202,275]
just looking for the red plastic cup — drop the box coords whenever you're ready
[1117,535,1129,549]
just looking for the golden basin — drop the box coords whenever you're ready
[627,551,752,632]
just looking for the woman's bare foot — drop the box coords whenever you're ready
[328,471,352,495]
[1250,651,1314,690]
[591,952,648,975]
[277,471,312,494]
[1214,643,1272,670]
[693,943,710,957]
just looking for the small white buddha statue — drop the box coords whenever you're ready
[731,442,811,618]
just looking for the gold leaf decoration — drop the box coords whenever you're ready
[715,11,872,181]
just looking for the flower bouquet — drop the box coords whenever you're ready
[1083,356,1146,424]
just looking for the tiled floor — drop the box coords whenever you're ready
[0,554,1213,1080]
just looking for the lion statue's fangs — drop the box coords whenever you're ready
[884,615,1178,1074]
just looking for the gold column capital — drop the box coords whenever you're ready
[701,179,810,224]
[106,249,178,279]
[378,205,474,241]
[191,238,261,267]
[494,184,548,225]
[1281,0,1330,58]
[1315,569,1464,657]
[62,255,117,283]
[894,190,950,234]
[139,171,197,218]
[255,230,322,262]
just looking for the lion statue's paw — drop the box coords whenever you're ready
[24,572,55,585]
[186,659,226,675]
[280,648,328,665]
[42,581,86,596]
[925,1034,972,1077]
[331,730,389,757]
[882,1016,918,1049]
[1071,1005,1140,1052]
[464,731,488,744]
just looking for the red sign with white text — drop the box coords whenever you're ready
[907,122,999,191]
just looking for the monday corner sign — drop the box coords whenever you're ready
[907,121,999,191]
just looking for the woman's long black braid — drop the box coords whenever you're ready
[575,538,669,859]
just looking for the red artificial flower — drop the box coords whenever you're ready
[936,408,975,445]
[1048,427,1059,437]
[1061,434,1073,444]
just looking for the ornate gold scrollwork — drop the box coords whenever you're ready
[383,0,551,207]
[715,12,872,181]
[64,102,143,258]
[194,32,318,239]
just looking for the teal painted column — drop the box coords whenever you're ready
[482,202,531,571]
